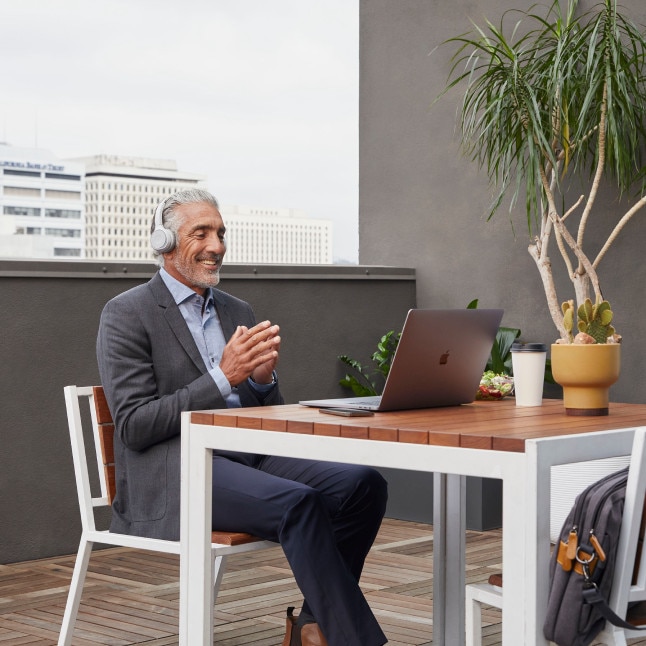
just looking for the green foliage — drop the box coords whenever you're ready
[372,330,401,378]
[488,326,521,375]
[468,299,520,375]
[339,330,401,396]
[439,0,646,228]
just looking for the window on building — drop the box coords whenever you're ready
[45,209,82,219]
[45,228,81,238]
[3,206,41,216]
[2,168,40,178]
[45,173,81,181]
[44,189,81,200]
[3,186,41,198]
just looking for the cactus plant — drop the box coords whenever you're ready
[562,300,576,343]
[561,298,616,344]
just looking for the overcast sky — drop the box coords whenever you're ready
[0,0,360,262]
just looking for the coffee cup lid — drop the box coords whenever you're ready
[511,342,547,352]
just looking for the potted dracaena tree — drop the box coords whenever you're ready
[439,0,646,415]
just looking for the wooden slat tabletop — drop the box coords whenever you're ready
[190,400,646,453]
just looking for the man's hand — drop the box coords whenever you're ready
[220,320,280,387]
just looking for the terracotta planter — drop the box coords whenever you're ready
[551,343,621,416]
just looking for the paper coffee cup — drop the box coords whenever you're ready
[511,342,547,406]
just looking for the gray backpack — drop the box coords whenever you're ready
[543,467,646,645]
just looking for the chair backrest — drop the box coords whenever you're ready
[607,427,646,627]
[64,385,265,548]
[92,386,116,504]
[64,385,113,534]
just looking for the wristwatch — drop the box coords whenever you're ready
[250,370,277,386]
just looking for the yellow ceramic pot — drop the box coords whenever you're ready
[551,343,621,416]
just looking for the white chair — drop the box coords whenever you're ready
[58,385,276,646]
[465,427,646,646]
[465,573,503,646]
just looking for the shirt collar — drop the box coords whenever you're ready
[160,268,213,307]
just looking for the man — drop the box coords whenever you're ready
[97,188,388,646]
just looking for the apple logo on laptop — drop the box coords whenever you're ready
[439,350,450,365]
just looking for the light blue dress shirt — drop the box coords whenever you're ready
[160,269,274,408]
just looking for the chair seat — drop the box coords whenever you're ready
[211,531,264,546]
[627,601,646,627]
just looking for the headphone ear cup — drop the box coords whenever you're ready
[151,226,176,253]
[151,199,175,253]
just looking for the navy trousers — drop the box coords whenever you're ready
[211,451,389,646]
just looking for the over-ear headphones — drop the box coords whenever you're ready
[150,198,176,253]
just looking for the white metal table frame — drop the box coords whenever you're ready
[178,412,638,645]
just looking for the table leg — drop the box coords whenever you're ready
[179,424,214,646]
[523,441,554,646]
[500,455,532,645]
[433,472,466,645]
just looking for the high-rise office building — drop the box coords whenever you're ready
[0,143,84,258]
[77,155,333,264]
[74,154,205,261]
[220,205,333,264]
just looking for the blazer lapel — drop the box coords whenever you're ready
[148,273,208,373]
[213,290,236,341]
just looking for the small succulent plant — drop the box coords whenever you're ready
[561,298,617,344]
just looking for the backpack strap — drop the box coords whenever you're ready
[582,584,646,631]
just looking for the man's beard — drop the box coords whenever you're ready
[174,254,222,289]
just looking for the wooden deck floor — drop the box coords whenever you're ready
[1,518,645,645]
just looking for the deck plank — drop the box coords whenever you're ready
[0,518,645,645]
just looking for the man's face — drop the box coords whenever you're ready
[163,201,227,294]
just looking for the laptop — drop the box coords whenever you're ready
[299,308,503,412]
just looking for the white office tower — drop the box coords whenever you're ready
[0,143,84,258]
[220,205,333,264]
[75,154,205,260]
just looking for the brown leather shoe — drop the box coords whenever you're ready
[282,607,301,646]
[300,622,328,646]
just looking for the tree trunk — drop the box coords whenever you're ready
[573,272,592,311]
[528,243,568,341]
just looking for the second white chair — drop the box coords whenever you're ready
[466,427,646,646]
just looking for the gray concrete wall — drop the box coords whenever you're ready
[359,0,646,405]
[0,260,415,563]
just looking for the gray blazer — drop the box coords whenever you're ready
[96,272,284,540]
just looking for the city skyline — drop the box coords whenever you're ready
[0,145,333,263]
[0,0,359,262]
